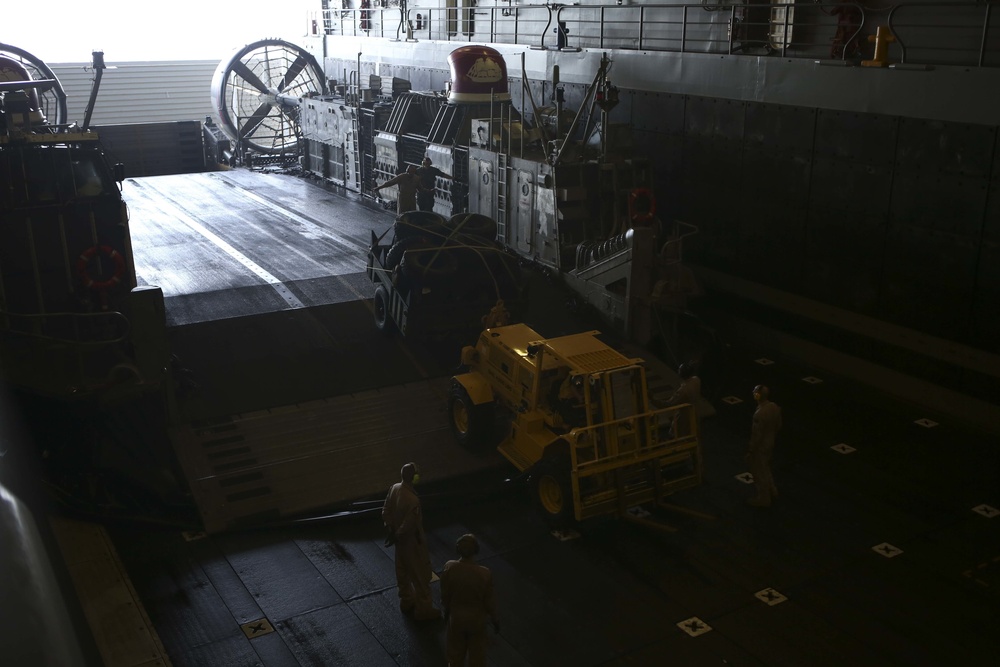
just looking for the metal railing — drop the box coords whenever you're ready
[320,2,1000,68]
[888,2,998,66]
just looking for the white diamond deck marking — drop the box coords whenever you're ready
[551,528,581,541]
[973,504,999,518]
[755,588,788,606]
[873,542,903,558]
[677,616,712,637]
[241,618,275,639]
[831,443,856,454]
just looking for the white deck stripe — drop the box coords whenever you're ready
[140,181,306,309]
[218,175,368,255]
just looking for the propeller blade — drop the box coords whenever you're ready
[232,60,270,95]
[278,54,309,93]
[238,102,273,140]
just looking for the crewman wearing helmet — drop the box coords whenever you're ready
[382,462,440,619]
[441,533,499,666]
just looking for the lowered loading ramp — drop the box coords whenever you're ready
[171,380,506,534]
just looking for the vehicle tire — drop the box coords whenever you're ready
[373,284,395,334]
[448,382,493,447]
[531,456,575,527]
[394,211,449,242]
[447,213,497,240]
[385,237,430,271]
[400,246,459,285]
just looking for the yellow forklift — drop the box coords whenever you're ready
[449,322,705,530]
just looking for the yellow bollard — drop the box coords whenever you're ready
[862,25,896,67]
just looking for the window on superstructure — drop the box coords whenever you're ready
[70,155,109,198]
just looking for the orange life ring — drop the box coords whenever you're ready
[76,245,125,291]
[628,188,656,225]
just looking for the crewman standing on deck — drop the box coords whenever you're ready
[382,462,441,620]
[746,385,782,507]
[416,156,451,211]
[441,533,499,667]
[665,361,702,437]
[374,164,419,214]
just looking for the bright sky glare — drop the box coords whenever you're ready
[4,0,318,63]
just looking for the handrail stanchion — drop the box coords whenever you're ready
[538,5,552,50]
[639,5,645,51]
[600,7,606,49]
[980,3,992,68]
[782,3,789,57]
[842,3,865,63]
[729,5,736,55]
[681,5,687,53]
[887,4,905,63]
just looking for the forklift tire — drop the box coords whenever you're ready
[532,460,574,526]
[373,284,395,334]
[448,383,492,447]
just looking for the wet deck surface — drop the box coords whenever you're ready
[78,169,1000,665]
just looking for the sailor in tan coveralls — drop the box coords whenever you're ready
[382,462,441,620]
[373,164,419,214]
[665,361,702,437]
[746,385,782,507]
[441,534,499,667]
